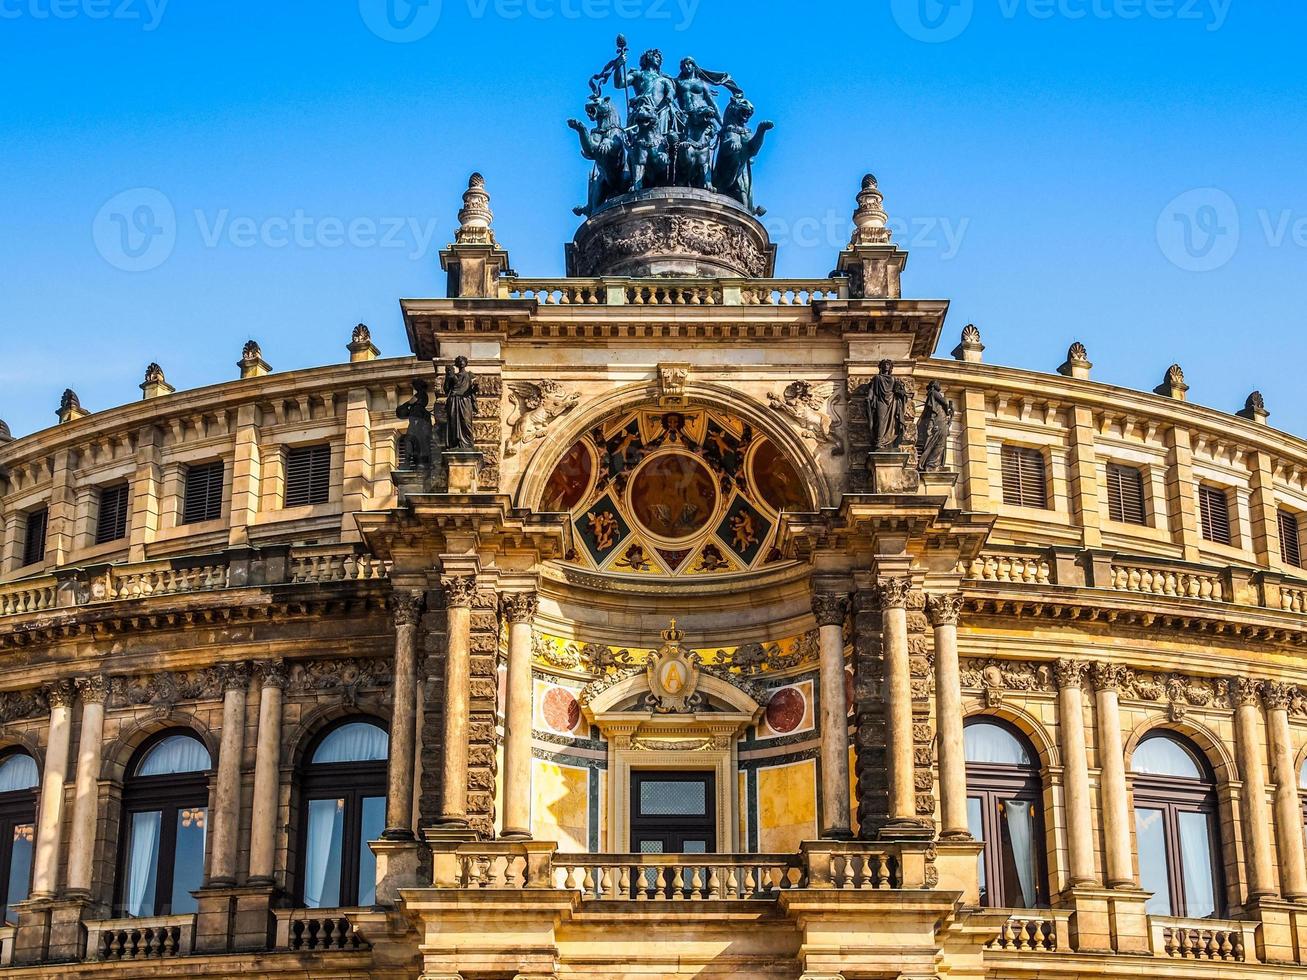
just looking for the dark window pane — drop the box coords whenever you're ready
[95,484,130,544]
[1000,446,1049,509]
[1107,463,1147,525]
[285,444,332,508]
[1280,510,1303,568]
[21,509,47,567]
[4,824,33,925]
[967,797,986,905]
[357,796,386,906]
[170,807,206,915]
[303,798,344,909]
[124,810,162,917]
[182,461,225,525]
[1198,485,1232,545]
[1135,806,1172,915]
[639,780,706,816]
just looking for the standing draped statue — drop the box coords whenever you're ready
[443,357,479,452]
[867,360,909,453]
[397,380,435,470]
[916,380,954,472]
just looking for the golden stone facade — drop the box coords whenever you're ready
[0,169,1306,980]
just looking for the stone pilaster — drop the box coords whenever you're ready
[500,591,538,840]
[813,592,852,840]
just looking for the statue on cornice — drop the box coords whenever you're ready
[397,380,434,471]
[916,380,955,472]
[868,360,909,453]
[442,356,479,452]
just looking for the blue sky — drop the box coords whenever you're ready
[1,0,1304,439]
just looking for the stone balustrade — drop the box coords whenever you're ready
[85,914,196,962]
[1150,916,1253,962]
[983,911,1070,952]
[0,575,57,616]
[108,559,230,600]
[287,545,391,584]
[273,909,368,951]
[0,925,13,966]
[1110,561,1225,601]
[968,551,1052,586]
[497,276,848,307]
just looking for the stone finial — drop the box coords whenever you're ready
[238,339,272,379]
[0,418,11,444]
[951,323,984,363]
[1057,341,1092,380]
[348,322,380,363]
[140,362,176,400]
[57,388,90,424]
[850,173,893,247]
[1236,390,1269,424]
[1153,363,1188,401]
[454,172,497,246]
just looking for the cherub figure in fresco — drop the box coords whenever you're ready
[588,511,620,552]
[729,510,757,552]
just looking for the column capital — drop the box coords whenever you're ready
[441,575,478,608]
[1054,659,1089,690]
[1233,675,1263,707]
[500,591,539,624]
[925,592,964,626]
[811,592,850,627]
[390,589,426,626]
[1091,661,1130,692]
[75,675,108,705]
[218,661,251,693]
[42,679,75,709]
[255,659,289,690]
[1261,680,1294,712]
[877,577,913,610]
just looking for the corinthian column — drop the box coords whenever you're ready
[880,577,917,828]
[385,592,424,839]
[927,593,968,839]
[31,680,74,898]
[500,591,538,840]
[1234,678,1280,900]
[248,660,288,881]
[1055,659,1097,887]
[438,575,477,826]
[1091,663,1135,887]
[65,676,107,896]
[813,592,852,839]
[208,662,250,885]
[1262,682,1307,901]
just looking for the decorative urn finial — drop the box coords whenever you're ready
[455,172,497,246]
[57,388,90,424]
[140,362,175,400]
[348,323,380,362]
[1153,363,1189,401]
[238,340,272,379]
[951,323,985,363]
[850,173,892,246]
[0,418,11,444]
[1237,390,1269,424]
[1058,341,1092,380]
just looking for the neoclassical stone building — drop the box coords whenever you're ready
[2,153,1307,980]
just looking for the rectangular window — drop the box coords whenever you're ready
[182,461,225,525]
[95,484,130,545]
[21,509,48,567]
[1106,463,1147,526]
[1197,485,1232,545]
[1280,510,1303,569]
[284,444,332,508]
[1000,445,1049,509]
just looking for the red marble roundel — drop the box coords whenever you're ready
[765,686,805,734]
[542,687,582,733]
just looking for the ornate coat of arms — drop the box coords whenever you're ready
[645,619,702,713]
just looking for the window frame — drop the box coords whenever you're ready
[1197,484,1233,546]
[283,443,333,509]
[21,508,48,568]
[0,750,37,926]
[181,460,226,526]
[294,717,389,910]
[115,731,212,918]
[999,445,1050,510]
[1279,509,1303,569]
[95,483,131,545]
[1106,462,1148,526]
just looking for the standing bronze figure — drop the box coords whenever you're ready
[397,380,435,471]
[916,380,955,472]
[867,360,908,452]
[443,356,479,452]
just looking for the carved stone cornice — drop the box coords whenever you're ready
[811,593,851,628]
[1233,676,1262,708]
[1054,659,1088,690]
[255,659,289,690]
[75,675,108,705]
[878,577,913,610]
[218,662,251,693]
[1261,680,1293,712]
[925,593,964,627]
[391,590,425,627]
[1091,662,1131,693]
[42,679,75,709]
[441,576,478,609]
[500,591,538,625]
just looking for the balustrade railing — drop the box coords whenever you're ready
[85,915,195,962]
[108,560,229,600]
[498,276,847,307]
[967,552,1052,586]
[0,576,57,616]
[273,909,368,951]
[287,545,391,584]
[1110,562,1224,601]
[1150,916,1251,962]
[984,912,1068,952]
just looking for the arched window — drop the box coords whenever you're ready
[964,718,1047,909]
[297,719,388,909]
[0,752,38,925]
[1132,732,1224,918]
[117,732,211,918]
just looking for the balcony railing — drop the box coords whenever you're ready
[1150,915,1253,962]
[498,276,848,308]
[273,908,369,951]
[85,914,196,962]
[983,910,1071,952]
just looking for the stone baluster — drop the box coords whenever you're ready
[438,575,478,826]
[64,676,107,896]
[31,680,74,898]
[385,592,425,839]
[1262,682,1307,901]
[880,577,917,829]
[208,663,250,885]
[1054,660,1097,887]
[1091,663,1136,887]
[813,592,852,839]
[1234,677,1279,901]
[500,591,538,840]
[248,660,288,881]
[927,593,969,839]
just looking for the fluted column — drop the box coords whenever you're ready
[31,680,74,898]
[500,591,538,840]
[1262,682,1307,901]
[880,577,917,827]
[385,592,424,839]
[928,593,968,839]
[64,676,107,897]
[439,575,477,826]
[1091,663,1135,888]
[813,592,852,839]
[1055,660,1097,886]
[248,660,287,882]
[1234,678,1280,900]
[208,663,250,885]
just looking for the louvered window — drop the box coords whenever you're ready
[1280,510,1303,569]
[182,461,225,525]
[1106,464,1147,526]
[95,484,130,545]
[1000,446,1049,509]
[21,509,48,568]
[1197,485,1232,546]
[285,444,332,508]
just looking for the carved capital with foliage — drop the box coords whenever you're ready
[255,659,289,690]
[1233,675,1262,707]
[218,662,251,693]
[43,679,76,710]
[925,592,964,627]
[811,593,850,627]
[1054,659,1089,690]
[500,591,539,625]
[878,577,912,610]
[75,675,108,705]
[1091,662,1131,692]
[442,575,478,609]
[1261,680,1293,711]
[391,590,426,627]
